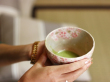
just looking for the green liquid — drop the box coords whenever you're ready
[52,49,79,58]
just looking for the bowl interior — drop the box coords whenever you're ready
[45,27,93,57]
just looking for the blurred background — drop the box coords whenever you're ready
[0,0,110,82]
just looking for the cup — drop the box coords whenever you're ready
[45,27,95,64]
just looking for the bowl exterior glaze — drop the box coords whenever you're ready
[45,27,95,64]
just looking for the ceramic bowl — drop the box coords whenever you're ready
[45,27,95,64]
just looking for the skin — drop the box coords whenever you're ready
[0,44,32,67]
[0,41,45,67]
[0,41,92,82]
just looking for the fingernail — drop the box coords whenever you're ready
[86,62,92,68]
[85,58,91,64]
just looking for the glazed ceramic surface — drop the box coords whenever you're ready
[45,27,95,64]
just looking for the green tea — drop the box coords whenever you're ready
[52,49,79,58]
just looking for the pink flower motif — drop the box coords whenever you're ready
[55,38,58,41]
[58,29,62,32]
[51,32,54,36]
[61,32,63,34]
[52,55,58,63]
[66,27,73,31]
[51,28,80,41]
[77,29,81,33]
[65,58,67,61]
[64,32,66,34]
[75,29,81,35]
[61,58,65,62]
[58,31,67,39]
[51,33,58,41]
[72,32,77,38]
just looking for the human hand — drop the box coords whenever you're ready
[26,41,45,61]
[28,40,52,65]
[18,48,92,82]
[0,41,47,67]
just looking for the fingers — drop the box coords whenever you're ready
[54,58,92,74]
[45,58,53,66]
[59,62,92,82]
[36,48,47,67]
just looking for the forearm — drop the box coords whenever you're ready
[0,44,32,67]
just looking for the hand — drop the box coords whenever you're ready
[27,40,45,61]
[18,48,92,82]
[27,40,52,65]
[0,40,51,67]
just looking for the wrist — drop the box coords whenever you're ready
[24,44,32,60]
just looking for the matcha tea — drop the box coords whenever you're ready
[52,49,79,58]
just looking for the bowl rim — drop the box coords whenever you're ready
[45,26,95,59]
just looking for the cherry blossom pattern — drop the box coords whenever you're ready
[52,55,59,63]
[60,58,65,62]
[51,32,58,41]
[50,27,81,41]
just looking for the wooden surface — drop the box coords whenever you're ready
[34,0,110,6]
[36,9,110,82]
[33,0,110,18]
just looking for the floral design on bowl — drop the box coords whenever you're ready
[50,27,81,41]
[45,27,95,65]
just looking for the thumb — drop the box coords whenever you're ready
[36,48,47,66]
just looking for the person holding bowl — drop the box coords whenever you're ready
[0,27,94,82]
[0,41,92,82]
